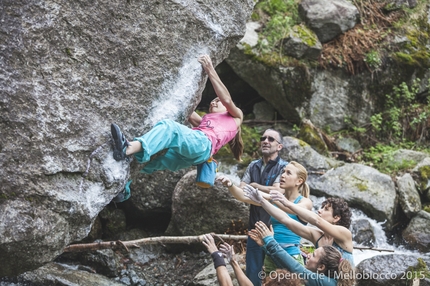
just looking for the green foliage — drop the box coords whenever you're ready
[251,0,302,65]
[216,124,261,163]
[364,50,382,69]
[369,77,430,143]
[360,143,420,174]
[344,117,366,134]
[258,0,289,14]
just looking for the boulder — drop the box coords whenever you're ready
[356,254,430,286]
[351,219,376,247]
[253,100,277,121]
[336,137,362,154]
[57,248,122,278]
[281,25,322,60]
[166,171,249,236]
[226,47,303,124]
[307,163,397,229]
[402,210,430,252]
[412,157,430,195]
[0,0,255,276]
[298,0,359,43]
[13,262,124,286]
[280,136,343,172]
[396,173,422,218]
[127,164,192,217]
[388,150,430,170]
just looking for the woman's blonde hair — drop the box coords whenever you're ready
[288,161,310,198]
[319,246,355,286]
[228,126,244,161]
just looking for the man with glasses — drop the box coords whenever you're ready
[241,129,287,285]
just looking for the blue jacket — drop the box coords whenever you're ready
[242,156,288,228]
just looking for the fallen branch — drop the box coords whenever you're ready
[63,234,248,253]
[64,234,396,254]
[353,246,395,252]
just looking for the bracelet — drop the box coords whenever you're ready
[211,251,226,269]
[227,181,233,187]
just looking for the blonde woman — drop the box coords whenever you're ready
[218,161,313,275]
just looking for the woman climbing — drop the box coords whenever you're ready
[110,54,243,200]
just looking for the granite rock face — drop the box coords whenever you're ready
[0,0,254,276]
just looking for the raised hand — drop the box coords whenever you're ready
[198,55,214,73]
[248,229,264,246]
[254,221,274,239]
[216,175,233,188]
[243,184,264,204]
[269,190,289,205]
[202,233,218,254]
[219,243,235,263]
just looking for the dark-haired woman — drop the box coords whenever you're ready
[251,221,355,286]
[244,186,354,267]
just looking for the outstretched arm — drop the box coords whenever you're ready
[270,191,352,249]
[198,55,243,122]
[247,182,284,194]
[244,186,320,243]
[265,190,312,218]
[219,243,253,286]
[218,176,270,206]
[202,234,233,286]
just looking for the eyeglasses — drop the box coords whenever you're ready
[260,136,281,144]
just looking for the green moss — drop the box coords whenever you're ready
[393,14,430,68]
[393,52,416,65]
[251,12,260,21]
[356,183,368,192]
[420,166,430,179]
[419,166,430,191]
[406,258,430,280]
[292,25,318,47]
[298,140,309,148]
[424,205,430,213]
[65,48,72,57]
[297,125,328,155]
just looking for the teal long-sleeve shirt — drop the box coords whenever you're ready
[263,236,337,286]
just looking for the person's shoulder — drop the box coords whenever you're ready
[248,159,262,167]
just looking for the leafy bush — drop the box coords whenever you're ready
[370,77,430,143]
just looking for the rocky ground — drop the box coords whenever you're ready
[113,250,210,286]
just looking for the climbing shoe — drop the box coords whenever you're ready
[111,123,130,161]
[112,180,132,203]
